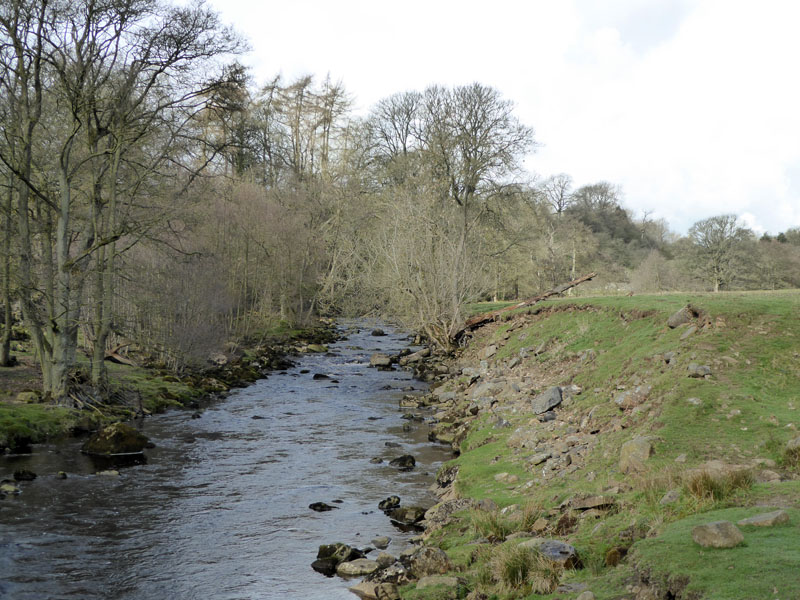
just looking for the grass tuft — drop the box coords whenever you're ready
[490,544,562,594]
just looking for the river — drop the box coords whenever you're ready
[0,324,453,599]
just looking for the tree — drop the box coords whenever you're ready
[538,173,573,216]
[0,0,242,400]
[688,214,753,292]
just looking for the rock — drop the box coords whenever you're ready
[416,575,462,590]
[375,583,401,600]
[311,558,339,577]
[570,495,616,511]
[0,480,21,494]
[687,363,712,378]
[508,357,521,369]
[479,345,497,360]
[687,397,702,406]
[57,471,67,479]
[737,510,790,527]
[517,538,580,568]
[317,542,364,564]
[336,558,380,577]
[680,325,698,340]
[786,436,800,451]
[306,343,328,353]
[378,496,401,511]
[388,506,426,526]
[370,457,384,464]
[663,351,677,364]
[405,546,453,577]
[13,469,37,481]
[81,423,151,455]
[376,551,395,567]
[313,373,331,380]
[538,411,557,422]
[620,437,654,473]
[691,521,744,548]
[388,455,415,470]
[577,592,596,600]
[348,582,378,599]
[530,451,552,466]
[667,306,693,328]
[531,386,562,414]
[614,385,652,409]
[309,502,339,512]
[659,489,681,505]
[371,328,387,336]
[95,470,119,476]
[423,498,478,530]
[15,391,39,403]
[370,353,393,367]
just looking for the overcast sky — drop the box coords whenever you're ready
[207,0,800,235]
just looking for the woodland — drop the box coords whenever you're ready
[2,0,800,402]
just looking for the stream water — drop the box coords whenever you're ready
[0,324,452,600]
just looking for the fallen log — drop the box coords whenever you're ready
[455,272,597,340]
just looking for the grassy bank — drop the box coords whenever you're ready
[403,290,800,599]
[0,321,337,449]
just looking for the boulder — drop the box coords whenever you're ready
[370,353,393,367]
[570,495,615,511]
[667,306,693,328]
[405,546,453,578]
[13,469,37,481]
[371,328,387,336]
[388,455,415,470]
[306,344,328,353]
[388,506,426,526]
[479,345,497,360]
[687,363,712,378]
[691,521,744,548]
[517,538,581,568]
[786,437,800,452]
[317,542,364,565]
[375,583,401,600]
[0,480,21,495]
[378,496,401,511]
[531,386,563,415]
[348,582,378,600]
[659,489,681,505]
[737,510,790,527]
[620,437,654,474]
[309,502,338,512]
[81,423,150,455]
[375,551,395,567]
[336,558,380,577]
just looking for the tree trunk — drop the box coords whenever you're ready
[0,175,13,366]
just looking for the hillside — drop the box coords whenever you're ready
[397,291,800,600]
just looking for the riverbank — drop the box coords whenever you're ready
[341,291,800,600]
[0,321,339,451]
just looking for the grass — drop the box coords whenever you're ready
[0,403,78,448]
[408,290,800,599]
[631,507,800,599]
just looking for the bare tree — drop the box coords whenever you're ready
[688,214,753,292]
[539,173,574,216]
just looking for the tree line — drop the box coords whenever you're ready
[2,0,799,403]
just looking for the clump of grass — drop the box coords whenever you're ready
[634,466,683,505]
[471,510,513,541]
[784,446,800,471]
[517,501,545,531]
[490,544,562,594]
[685,468,754,502]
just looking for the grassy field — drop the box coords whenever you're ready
[406,290,800,599]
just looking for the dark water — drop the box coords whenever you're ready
[0,324,452,600]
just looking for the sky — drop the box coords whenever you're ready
[206,0,800,235]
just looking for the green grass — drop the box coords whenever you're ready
[0,403,78,448]
[407,290,800,599]
[632,507,800,599]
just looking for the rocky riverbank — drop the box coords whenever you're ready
[330,292,800,600]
